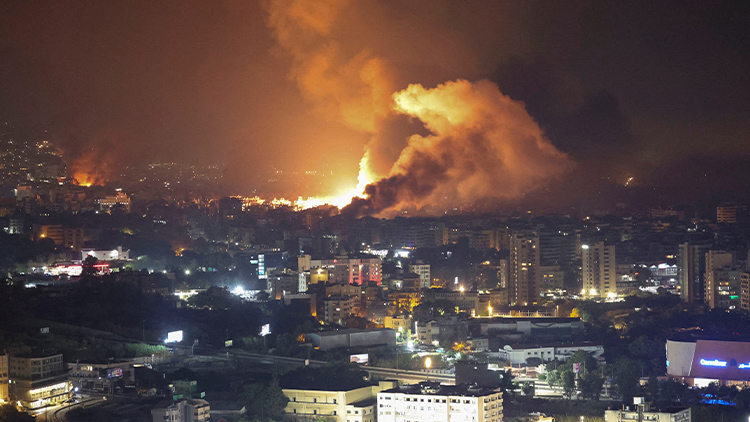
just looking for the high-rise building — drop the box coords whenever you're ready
[539,265,564,293]
[678,242,710,304]
[0,354,8,403]
[716,205,744,224]
[509,233,540,305]
[741,272,750,312]
[581,242,616,298]
[704,250,745,309]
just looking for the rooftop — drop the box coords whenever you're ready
[382,382,501,398]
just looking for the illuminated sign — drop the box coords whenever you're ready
[739,363,750,369]
[350,354,369,365]
[107,367,123,378]
[259,324,271,336]
[699,359,727,367]
[165,330,183,343]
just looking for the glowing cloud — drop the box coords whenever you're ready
[343,80,573,216]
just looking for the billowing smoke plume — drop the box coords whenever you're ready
[264,0,395,188]
[265,1,572,215]
[343,80,573,216]
[67,142,120,187]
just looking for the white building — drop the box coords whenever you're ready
[496,343,604,365]
[377,383,502,422]
[283,381,397,422]
[81,246,130,261]
[409,262,431,288]
[604,399,690,422]
[151,398,210,422]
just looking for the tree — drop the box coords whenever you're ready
[526,357,543,367]
[82,255,99,277]
[612,357,642,402]
[498,370,516,398]
[567,350,597,374]
[560,370,576,398]
[546,370,560,389]
[187,286,238,309]
[658,378,687,404]
[240,377,289,421]
[521,381,535,396]
[578,373,604,400]
[0,404,35,422]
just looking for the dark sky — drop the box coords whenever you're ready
[1,0,748,203]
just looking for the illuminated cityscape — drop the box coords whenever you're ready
[1,1,749,422]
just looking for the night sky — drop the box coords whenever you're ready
[1,0,748,208]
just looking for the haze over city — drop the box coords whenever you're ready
[1,0,749,214]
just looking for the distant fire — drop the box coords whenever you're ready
[72,172,95,187]
[264,1,571,217]
[238,191,363,211]
[68,147,112,187]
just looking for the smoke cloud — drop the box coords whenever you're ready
[343,80,573,216]
[266,1,572,215]
[264,0,396,190]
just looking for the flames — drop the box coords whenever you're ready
[67,145,114,187]
[72,173,95,187]
[70,159,106,187]
[264,1,572,216]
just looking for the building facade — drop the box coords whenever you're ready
[666,338,750,387]
[67,361,135,394]
[8,353,71,412]
[678,242,709,304]
[510,233,540,305]
[0,354,8,403]
[604,404,690,422]
[151,398,210,422]
[377,383,502,422]
[582,241,616,298]
[409,262,432,289]
[704,250,746,309]
[283,381,397,422]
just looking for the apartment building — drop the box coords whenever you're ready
[377,382,502,422]
[283,380,397,422]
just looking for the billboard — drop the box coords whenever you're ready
[350,353,369,365]
[260,324,271,336]
[107,367,123,378]
[165,330,183,343]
